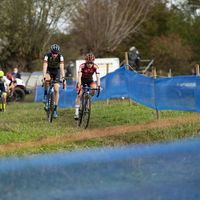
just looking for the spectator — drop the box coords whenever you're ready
[65,60,74,72]
[128,46,141,71]
[65,66,73,81]
[190,68,196,75]
[12,67,21,79]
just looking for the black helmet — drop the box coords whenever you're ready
[51,44,60,53]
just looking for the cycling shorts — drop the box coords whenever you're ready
[82,77,96,87]
[0,84,6,95]
[76,77,96,91]
[46,68,61,82]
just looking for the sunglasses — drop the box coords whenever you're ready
[51,52,58,55]
[86,62,93,64]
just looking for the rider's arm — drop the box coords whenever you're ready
[43,62,48,81]
[96,73,100,87]
[60,62,65,79]
[5,83,9,93]
[77,72,82,87]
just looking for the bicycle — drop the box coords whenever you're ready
[0,90,5,112]
[7,91,17,104]
[77,84,100,129]
[43,79,65,123]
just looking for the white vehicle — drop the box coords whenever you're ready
[7,78,32,102]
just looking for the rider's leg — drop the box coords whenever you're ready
[89,83,97,97]
[11,83,14,95]
[74,91,82,119]
[75,92,82,112]
[54,83,60,110]
[3,93,6,110]
[44,74,50,95]
[53,83,60,118]
[42,74,50,103]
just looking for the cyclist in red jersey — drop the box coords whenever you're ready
[6,73,17,96]
[74,53,100,120]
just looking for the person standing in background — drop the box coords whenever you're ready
[12,68,21,79]
[128,46,142,71]
[190,68,196,75]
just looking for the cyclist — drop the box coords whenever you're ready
[42,44,65,118]
[74,53,100,120]
[0,71,10,110]
[6,73,17,96]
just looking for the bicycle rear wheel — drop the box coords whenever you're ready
[77,97,84,126]
[49,92,55,123]
[83,95,91,129]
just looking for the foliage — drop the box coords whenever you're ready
[166,2,200,64]
[187,0,200,15]
[149,33,193,75]
[110,1,174,63]
[0,0,73,73]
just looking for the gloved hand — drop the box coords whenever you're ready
[62,77,65,84]
[62,77,66,90]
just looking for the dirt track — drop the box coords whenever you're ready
[0,114,199,153]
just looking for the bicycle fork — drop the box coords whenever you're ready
[44,88,54,111]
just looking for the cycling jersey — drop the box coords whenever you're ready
[78,63,100,79]
[0,76,10,85]
[44,52,64,70]
[0,76,10,93]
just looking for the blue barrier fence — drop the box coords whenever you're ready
[1,137,200,200]
[34,65,200,113]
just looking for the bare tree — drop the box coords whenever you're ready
[71,0,153,57]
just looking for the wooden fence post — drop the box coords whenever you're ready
[125,52,132,107]
[153,67,160,120]
[106,63,109,105]
[196,64,199,75]
[168,69,171,77]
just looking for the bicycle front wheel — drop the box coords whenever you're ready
[83,95,91,129]
[49,92,55,123]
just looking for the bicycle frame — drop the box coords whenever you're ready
[43,79,64,123]
[46,80,55,122]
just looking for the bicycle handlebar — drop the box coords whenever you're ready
[42,78,65,89]
[78,85,100,97]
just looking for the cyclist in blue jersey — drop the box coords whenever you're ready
[42,44,65,118]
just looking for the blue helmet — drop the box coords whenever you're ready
[51,44,60,53]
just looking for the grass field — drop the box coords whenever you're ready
[0,94,200,157]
